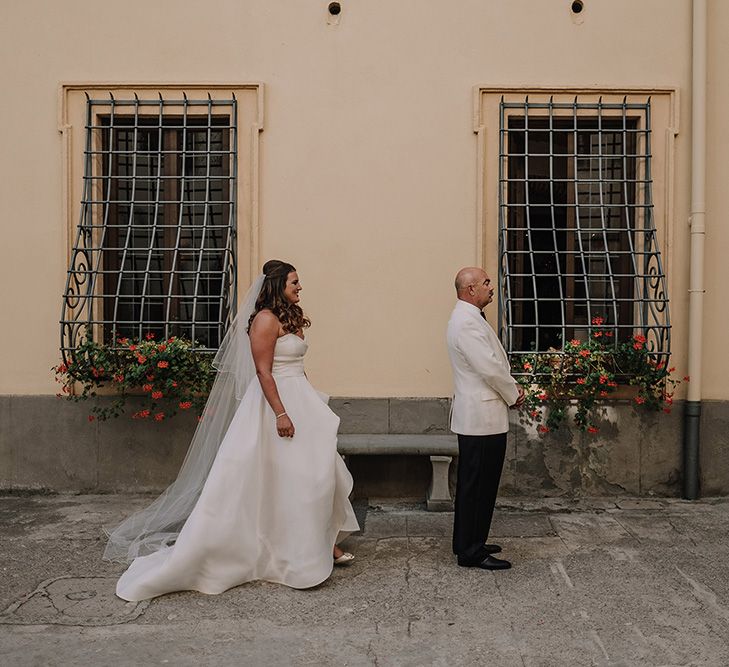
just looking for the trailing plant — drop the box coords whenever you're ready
[515,317,687,434]
[53,334,216,422]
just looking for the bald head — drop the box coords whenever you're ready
[454,266,494,309]
[455,267,485,292]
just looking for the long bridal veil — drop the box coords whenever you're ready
[103,274,266,563]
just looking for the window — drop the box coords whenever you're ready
[61,93,240,360]
[497,96,670,364]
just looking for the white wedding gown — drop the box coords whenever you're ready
[116,333,360,601]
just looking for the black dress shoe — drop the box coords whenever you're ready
[457,554,512,570]
[484,544,502,554]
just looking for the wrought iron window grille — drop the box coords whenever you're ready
[498,96,670,371]
[61,93,238,362]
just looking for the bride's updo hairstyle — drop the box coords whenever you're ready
[247,259,312,334]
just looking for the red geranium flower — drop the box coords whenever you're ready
[579,349,590,358]
[587,426,599,434]
[136,355,147,364]
[537,425,550,434]
[179,401,192,410]
[599,390,609,398]
[157,361,169,369]
[152,391,163,400]
[635,396,646,405]
[591,316,604,326]
[683,375,690,382]
[523,362,532,371]
[154,412,165,421]
[576,378,586,385]
[142,383,153,392]
[88,415,95,422]
[157,344,167,352]
[145,332,156,340]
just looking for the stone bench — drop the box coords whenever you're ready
[337,434,458,511]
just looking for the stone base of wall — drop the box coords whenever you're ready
[2,396,728,496]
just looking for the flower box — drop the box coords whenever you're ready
[515,317,683,435]
[54,334,215,422]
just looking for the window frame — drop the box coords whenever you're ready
[58,85,263,362]
[473,88,678,366]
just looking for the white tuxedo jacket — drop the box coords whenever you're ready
[446,299,520,436]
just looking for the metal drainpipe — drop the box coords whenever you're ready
[684,0,707,499]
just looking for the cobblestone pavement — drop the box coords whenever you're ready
[1,494,728,666]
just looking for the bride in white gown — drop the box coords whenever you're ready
[105,260,360,601]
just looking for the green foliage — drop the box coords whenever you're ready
[515,317,685,435]
[53,334,215,422]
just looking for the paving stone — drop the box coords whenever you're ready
[360,512,407,538]
[1,495,728,666]
[490,513,555,538]
[0,576,148,626]
[613,498,669,511]
[499,536,572,561]
[406,512,453,537]
[549,513,634,549]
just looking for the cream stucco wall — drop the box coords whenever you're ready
[703,0,729,399]
[1,0,726,400]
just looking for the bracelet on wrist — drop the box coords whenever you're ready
[275,412,287,419]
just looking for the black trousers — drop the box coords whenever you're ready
[452,432,507,561]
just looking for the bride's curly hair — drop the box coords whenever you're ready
[247,259,312,334]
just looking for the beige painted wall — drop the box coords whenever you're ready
[1,0,726,400]
[704,0,729,399]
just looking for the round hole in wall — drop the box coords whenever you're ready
[328,2,341,15]
[571,0,584,13]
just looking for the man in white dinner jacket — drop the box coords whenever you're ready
[446,267,524,570]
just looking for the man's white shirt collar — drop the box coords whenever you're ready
[455,299,484,317]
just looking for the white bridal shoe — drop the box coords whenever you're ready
[333,552,355,565]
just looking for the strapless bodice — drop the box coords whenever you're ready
[271,333,307,378]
